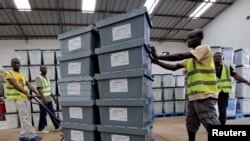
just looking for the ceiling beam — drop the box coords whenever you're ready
[0,35,57,39]
[0,35,186,42]
[56,0,63,33]
[0,23,89,26]
[152,27,192,31]
[0,23,193,31]
[154,14,213,20]
[0,1,28,41]
[183,0,233,5]
[0,8,214,20]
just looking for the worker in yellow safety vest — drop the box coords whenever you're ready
[5,58,41,141]
[151,29,221,141]
[35,65,60,134]
[214,52,250,125]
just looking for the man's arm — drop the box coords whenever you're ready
[51,94,58,104]
[26,81,39,95]
[155,61,184,71]
[151,47,195,61]
[158,52,195,61]
[34,77,48,103]
[233,74,250,86]
[7,78,30,97]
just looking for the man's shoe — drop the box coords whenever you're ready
[55,126,62,132]
[19,136,29,141]
[30,135,42,141]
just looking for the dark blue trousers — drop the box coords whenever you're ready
[218,91,229,125]
[38,101,60,131]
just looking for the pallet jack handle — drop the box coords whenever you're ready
[31,96,62,122]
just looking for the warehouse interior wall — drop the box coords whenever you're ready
[203,0,250,50]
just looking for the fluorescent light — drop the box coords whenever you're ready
[189,0,216,18]
[13,0,31,11]
[144,0,160,14]
[82,0,97,13]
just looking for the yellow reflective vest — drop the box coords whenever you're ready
[186,49,218,95]
[5,70,27,100]
[36,75,51,96]
[217,65,232,93]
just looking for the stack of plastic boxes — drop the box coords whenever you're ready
[95,7,154,141]
[57,25,100,141]
[151,73,187,118]
[174,75,186,114]
[222,47,234,66]
[162,74,186,115]
[162,74,175,115]
[234,49,250,115]
[33,48,64,127]
[152,74,163,116]
[28,49,42,115]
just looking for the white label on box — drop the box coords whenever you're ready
[69,107,83,119]
[67,83,81,95]
[109,108,127,121]
[112,24,131,41]
[111,134,130,141]
[110,79,128,92]
[71,130,84,141]
[68,37,81,51]
[110,51,129,67]
[68,62,81,74]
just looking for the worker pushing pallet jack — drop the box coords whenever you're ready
[4,58,63,141]
[19,96,63,141]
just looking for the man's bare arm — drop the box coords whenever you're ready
[7,78,29,96]
[158,52,195,61]
[156,62,184,71]
[26,81,38,94]
[151,47,195,61]
[233,74,250,86]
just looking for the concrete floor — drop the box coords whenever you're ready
[0,116,249,141]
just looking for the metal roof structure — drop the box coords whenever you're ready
[0,0,236,42]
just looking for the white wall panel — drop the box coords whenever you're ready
[203,0,250,50]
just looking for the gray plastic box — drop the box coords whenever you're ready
[58,50,99,77]
[20,65,30,81]
[95,69,153,99]
[60,97,98,124]
[98,124,153,141]
[14,49,28,65]
[62,122,100,141]
[96,7,152,46]
[58,25,100,55]
[29,65,40,81]
[58,76,98,100]
[28,49,42,65]
[42,49,55,65]
[96,99,153,128]
[95,39,152,73]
